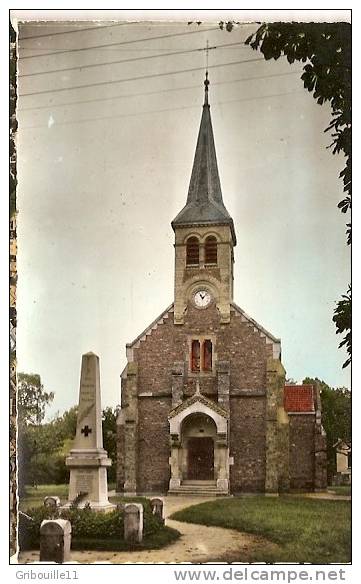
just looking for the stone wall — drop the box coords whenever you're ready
[137,397,172,493]
[289,415,316,489]
[229,397,266,492]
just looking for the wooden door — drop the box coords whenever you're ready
[187,437,214,480]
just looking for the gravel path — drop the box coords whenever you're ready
[18,496,274,564]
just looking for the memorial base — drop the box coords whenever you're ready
[65,448,115,512]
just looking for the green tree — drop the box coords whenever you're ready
[237,22,351,368]
[18,400,120,488]
[333,285,351,368]
[17,373,54,493]
[102,406,120,483]
[18,373,54,425]
[303,377,351,479]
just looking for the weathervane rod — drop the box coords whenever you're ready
[204,39,210,106]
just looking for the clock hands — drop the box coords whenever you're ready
[193,290,211,308]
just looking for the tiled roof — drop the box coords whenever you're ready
[284,384,315,413]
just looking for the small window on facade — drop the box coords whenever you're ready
[203,339,213,372]
[205,236,217,264]
[186,237,200,266]
[191,340,201,372]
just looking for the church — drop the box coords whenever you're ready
[116,74,327,496]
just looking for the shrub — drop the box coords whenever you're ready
[19,497,164,550]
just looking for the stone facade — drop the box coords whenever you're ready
[117,300,323,494]
[116,74,327,495]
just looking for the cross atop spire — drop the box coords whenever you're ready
[204,40,210,106]
[204,70,210,106]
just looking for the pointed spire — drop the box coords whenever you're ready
[172,73,236,245]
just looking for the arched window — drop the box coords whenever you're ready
[186,236,199,266]
[190,339,213,373]
[205,236,217,265]
[191,340,200,372]
[203,339,213,372]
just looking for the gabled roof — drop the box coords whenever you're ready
[172,74,236,245]
[231,302,280,343]
[284,384,315,413]
[126,303,174,350]
[169,391,228,419]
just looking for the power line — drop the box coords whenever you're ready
[21,89,305,130]
[19,41,250,78]
[19,70,302,112]
[19,22,128,40]
[18,44,250,52]
[19,26,219,60]
[20,56,268,97]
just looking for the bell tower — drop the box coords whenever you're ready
[171,73,236,325]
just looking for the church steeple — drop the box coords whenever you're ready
[172,72,236,246]
[172,73,236,326]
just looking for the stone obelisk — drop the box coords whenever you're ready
[65,352,114,511]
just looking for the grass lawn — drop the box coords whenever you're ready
[19,483,118,510]
[19,484,69,510]
[171,496,351,563]
[328,485,351,497]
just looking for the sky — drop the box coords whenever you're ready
[14,15,351,420]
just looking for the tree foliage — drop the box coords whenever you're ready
[17,373,54,426]
[304,377,351,478]
[18,377,119,488]
[333,285,351,368]
[244,22,351,368]
[102,406,120,482]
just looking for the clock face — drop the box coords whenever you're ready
[193,289,212,308]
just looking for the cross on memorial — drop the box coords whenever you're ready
[81,425,92,437]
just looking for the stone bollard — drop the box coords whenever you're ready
[124,503,143,543]
[40,519,71,563]
[150,497,165,524]
[44,496,61,509]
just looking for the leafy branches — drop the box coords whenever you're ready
[333,285,351,368]
[245,23,351,368]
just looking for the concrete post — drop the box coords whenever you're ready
[124,503,143,543]
[40,520,71,563]
[150,497,165,524]
[43,496,61,509]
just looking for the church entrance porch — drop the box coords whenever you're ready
[168,396,230,495]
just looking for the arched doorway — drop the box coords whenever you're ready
[181,413,216,481]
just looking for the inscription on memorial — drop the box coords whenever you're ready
[75,471,93,493]
[80,383,95,402]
